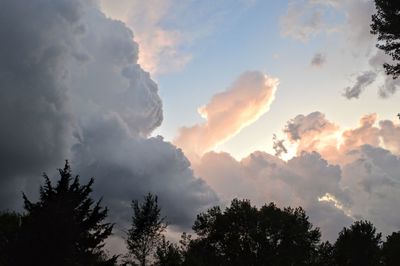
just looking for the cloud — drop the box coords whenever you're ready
[99,0,191,75]
[195,150,352,241]
[0,0,83,209]
[343,71,377,99]
[72,114,218,230]
[280,1,326,42]
[281,0,391,99]
[311,53,326,67]
[342,145,400,233]
[369,50,400,97]
[0,0,218,241]
[174,71,278,161]
[283,111,400,164]
[191,111,400,241]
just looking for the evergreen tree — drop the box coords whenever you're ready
[15,161,116,266]
[126,193,167,266]
[371,0,400,78]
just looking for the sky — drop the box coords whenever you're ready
[1,0,400,254]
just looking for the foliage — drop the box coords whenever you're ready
[0,211,21,266]
[126,193,167,266]
[312,241,335,266]
[333,220,382,266]
[15,161,117,266]
[371,0,400,78]
[154,236,183,266]
[382,231,400,266]
[186,199,321,266]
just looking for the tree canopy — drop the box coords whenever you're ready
[371,0,400,78]
[186,199,321,266]
[382,231,400,266]
[2,165,400,265]
[333,220,382,266]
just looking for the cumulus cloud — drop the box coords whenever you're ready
[311,52,326,67]
[342,145,400,233]
[99,0,261,75]
[0,0,218,241]
[283,111,400,164]
[191,111,400,240]
[72,114,218,230]
[174,71,278,161]
[343,71,377,99]
[195,150,352,241]
[99,0,191,75]
[0,0,83,208]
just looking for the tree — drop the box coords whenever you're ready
[333,220,382,266]
[154,236,183,266]
[382,231,400,266]
[126,193,167,266]
[15,161,117,266]
[0,211,22,266]
[371,0,400,79]
[186,199,321,266]
[312,241,335,266]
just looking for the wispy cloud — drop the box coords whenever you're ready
[311,52,326,67]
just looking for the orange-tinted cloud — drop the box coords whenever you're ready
[174,71,278,161]
[284,112,400,165]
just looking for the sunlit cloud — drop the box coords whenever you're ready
[174,71,278,161]
[100,0,191,75]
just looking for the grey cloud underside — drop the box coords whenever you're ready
[343,71,377,99]
[311,53,326,67]
[0,0,83,208]
[0,0,218,230]
[197,150,353,241]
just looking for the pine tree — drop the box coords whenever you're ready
[15,161,117,266]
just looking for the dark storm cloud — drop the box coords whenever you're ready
[0,0,84,208]
[72,114,218,229]
[0,0,218,233]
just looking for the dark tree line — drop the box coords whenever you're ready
[1,162,400,266]
[0,163,393,266]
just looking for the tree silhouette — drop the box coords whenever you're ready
[15,161,116,266]
[371,0,400,79]
[382,231,400,266]
[0,211,21,266]
[333,220,382,266]
[186,199,321,266]
[154,235,183,266]
[312,241,335,266]
[126,193,167,266]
